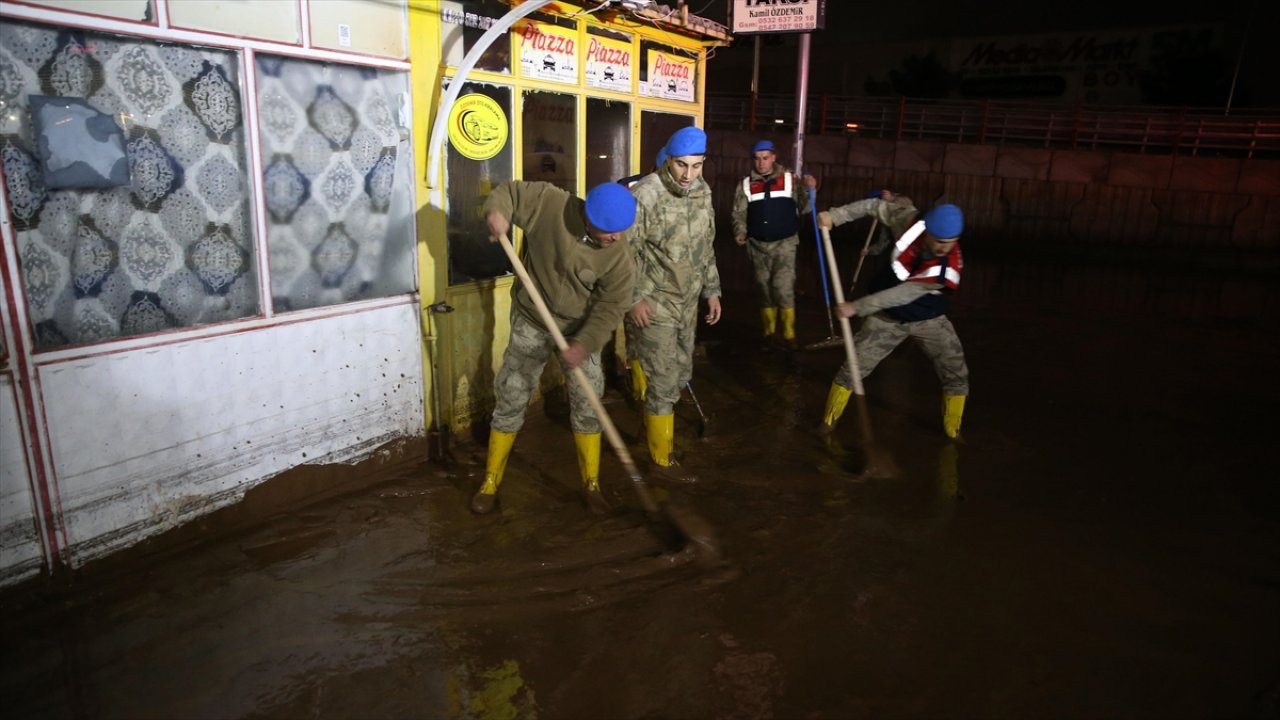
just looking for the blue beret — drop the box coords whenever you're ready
[923,204,964,239]
[585,182,637,233]
[665,126,706,157]
[752,139,775,153]
[655,146,669,167]
[866,190,883,199]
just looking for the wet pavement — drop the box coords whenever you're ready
[2,267,1278,719]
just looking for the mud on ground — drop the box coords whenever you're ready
[2,281,1278,719]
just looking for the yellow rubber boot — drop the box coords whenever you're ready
[629,362,648,404]
[942,394,967,440]
[819,383,852,435]
[645,413,674,466]
[780,307,797,344]
[761,307,777,337]
[574,432,610,514]
[645,413,696,483]
[471,429,516,514]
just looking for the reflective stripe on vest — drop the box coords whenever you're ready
[742,171,794,201]
[892,220,962,290]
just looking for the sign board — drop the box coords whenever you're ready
[448,93,509,161]
[584,33,634,93]
[731,0,826,35]
[640,49,695,102]
[949,25,1223,104]
[516,19,578,85]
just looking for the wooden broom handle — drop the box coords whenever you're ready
[818,226,867,397]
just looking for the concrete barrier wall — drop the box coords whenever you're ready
[706,130,1280,319]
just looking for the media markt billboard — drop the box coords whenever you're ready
[732,0,826,35]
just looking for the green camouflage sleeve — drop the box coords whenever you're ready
[627,196,658,306]
[828,197,878,228]
[700,197,721,298]
[793,173,813,215]
[853,281,936,315]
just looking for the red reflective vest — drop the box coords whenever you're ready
[742,171,799,241]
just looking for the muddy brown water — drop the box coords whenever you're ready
[2,269,1278,719]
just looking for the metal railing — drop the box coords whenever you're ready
[707,92,1280,159]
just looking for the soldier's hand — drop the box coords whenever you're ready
[704,296,722,325]
[560,340,588,370]
[818,211,833,229]
[486,211,511,243]
[628,299,653,328]
[834,301,857,319]
[803,174,818,189]
[735,233,746,246]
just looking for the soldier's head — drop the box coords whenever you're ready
[751,139,777,176]
[583,182,637,247]
[922,204,963,255]
[663,126,707,190]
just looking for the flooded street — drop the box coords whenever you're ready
[2,267,1278,719]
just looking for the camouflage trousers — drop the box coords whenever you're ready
[834,313,969,395]
[626,320,696,416]
[492,312,604,434]
[746,235,799,309]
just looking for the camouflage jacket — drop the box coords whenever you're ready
[628,167,721,327]
[828,195,919,254]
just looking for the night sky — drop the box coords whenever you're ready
[692,0,1269,107]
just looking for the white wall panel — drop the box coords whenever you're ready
[309,0,407,58]
[0,376,43,585]
[13,0,150,21]
[167,0,301,43]
[39,303,424,565]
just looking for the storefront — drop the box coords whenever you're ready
[0,0,726,584]
[409,1,728,436]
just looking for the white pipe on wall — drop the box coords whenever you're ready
[425,0,555,209]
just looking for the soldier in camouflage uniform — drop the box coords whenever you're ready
[472,181,636,515]
[731,139,817,347]
[626,126,721,482]
[817,202,970,440]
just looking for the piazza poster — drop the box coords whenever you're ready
[584,34,633,93]
[641,48,695,102]
[517,19,578,85]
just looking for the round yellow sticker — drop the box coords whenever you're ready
[448,93,508,161]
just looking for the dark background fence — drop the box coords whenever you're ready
[707,93,1280,160]
[702,125,1280,323]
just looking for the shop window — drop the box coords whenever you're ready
[0,22,259,350]
[640,110,695,170]
[255,55,415,312]
[445,82,513,285]
[521,90,576,192]
[585,98,629,188]
[441,0,512,75]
